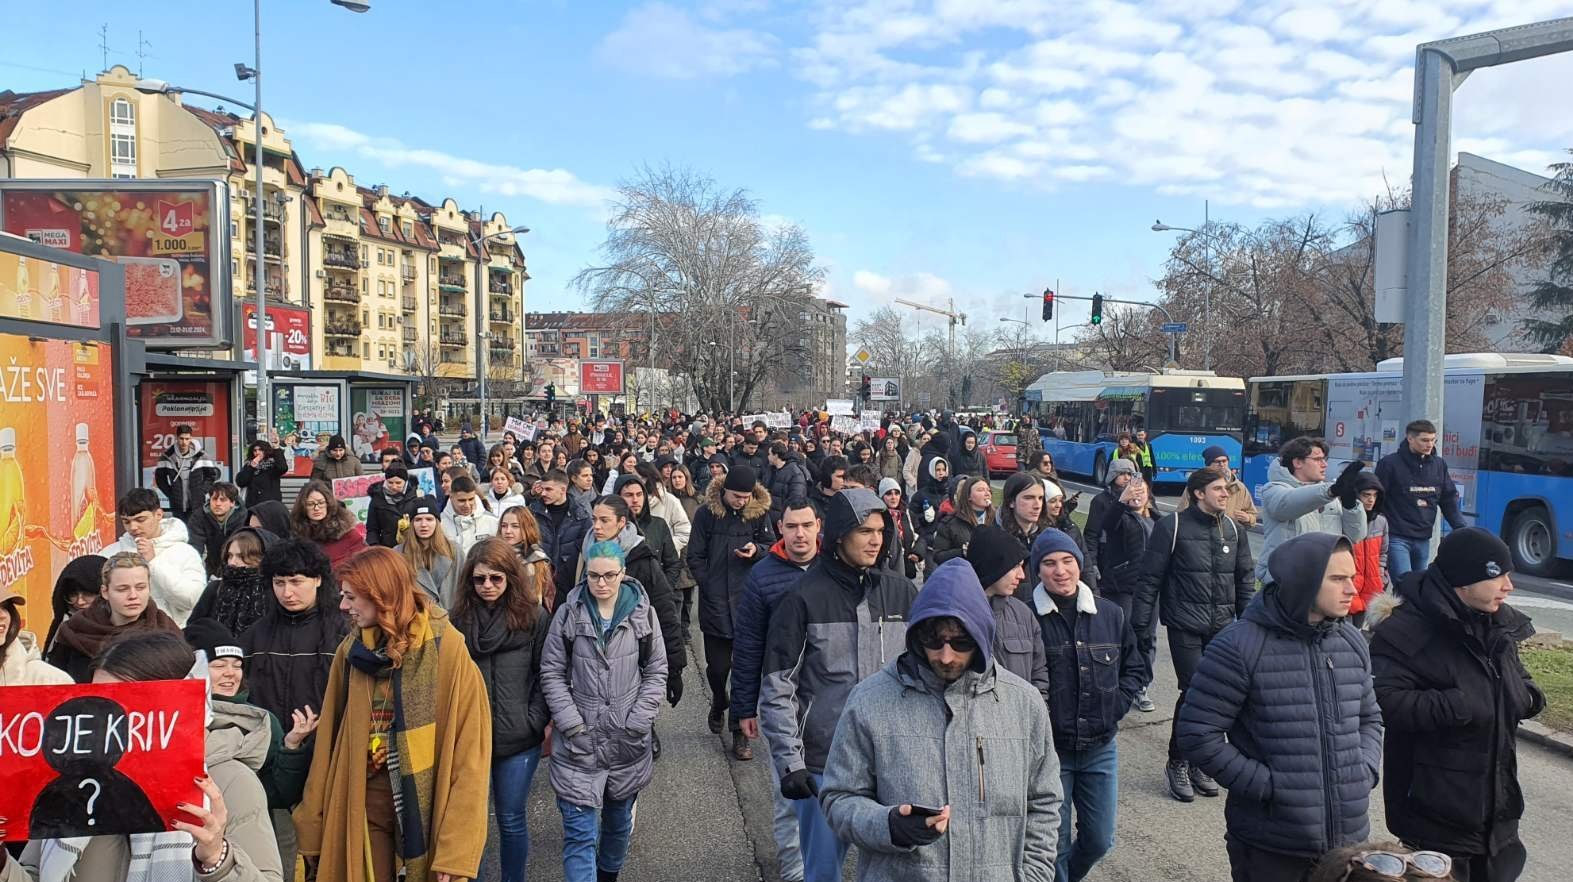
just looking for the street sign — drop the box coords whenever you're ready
[853,347,872,364]
[1161,322,1188,333]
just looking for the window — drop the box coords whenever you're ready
[108,97,137,177]
[1245,380,1327,458]
[361,278,368,293]
[377,280,385,296]
[378,217,391,235]
[1482,373,1573,476]
[402,222,413,238]
[363,342,371,359]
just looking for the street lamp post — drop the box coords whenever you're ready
[1152,200,1212,370]
[472,226,530,444]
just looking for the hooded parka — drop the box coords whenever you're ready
[687,478,774,639]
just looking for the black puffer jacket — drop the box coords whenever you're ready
[450,600,552,758]
[1095,500,1156,597]
[687,479,774,639]
[238,593,348,725]
[365,480,421,548]
[236,446,289,507]
[1371,566,1544,856]
[1132,505,1255,638]
[929,511,982,566]
[949,429,987,481]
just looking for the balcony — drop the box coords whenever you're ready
[439,333,468,348]
[325,321,362,338]
[489,309,514,324]
[403,327,418,343]
[245,236,284,259]
[325,344,359,360]
[401,264,417,281]
[244,280,287,298]
[489,278,512,295]
[437,274,467,292]
[438,300,467,318]
[323,250,359,270]
[401,296,418,312]
[325,286,358,304]
[440,352,469,365]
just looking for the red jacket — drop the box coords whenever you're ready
[1350,513,1389,613]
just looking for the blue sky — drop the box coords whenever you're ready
[5,0,1573,339]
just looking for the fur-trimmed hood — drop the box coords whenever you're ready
[702,474,772,521]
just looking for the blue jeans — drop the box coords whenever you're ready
[1388,534,1431,582]
[1056,740,1118,882]
[487,747,542,882]
[791,773,849,882]
[557,795,635,882]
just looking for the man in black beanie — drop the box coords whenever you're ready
[688,461,775,756]
[1371,526,1543,882]
[966,524,1051,703]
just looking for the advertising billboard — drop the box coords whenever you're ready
[579,359,625,395]
[138,381,233,500]
[273,383,343,477]
[1326,373,1483,512]
[0,249,102,328]
[0,336,118,621]
[868,377,901,402]
[349,387,407,464]
[0,179,231,348]
[242,302,312,371]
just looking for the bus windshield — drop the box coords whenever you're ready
[1148,387,1245,435]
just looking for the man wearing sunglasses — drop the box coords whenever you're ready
[1258,436,1368,583]
[1372,527,1543,882]
[819,558,1061,881]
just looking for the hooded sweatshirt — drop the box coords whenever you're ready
[1257,460,1367,582]
[43,554,105,656]
[105,516,208,627]
[1350,472,1390,613]
[190,527,281,635]
[442,498,500,560]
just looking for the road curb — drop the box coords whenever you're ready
[1520,720,1573,760]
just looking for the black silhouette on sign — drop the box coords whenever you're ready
[29,696,164,838]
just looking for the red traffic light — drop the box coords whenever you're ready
[1041,288,1055,322]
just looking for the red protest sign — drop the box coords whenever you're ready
[0,679,206,841]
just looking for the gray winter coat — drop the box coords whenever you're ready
[990,593,1051,705]
[1257,461,1367,582]
[540,577,669,809]
[395,543,459,608]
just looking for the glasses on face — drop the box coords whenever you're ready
[586,570,623,583]
[914,632,978,653]
[304,498,328,510]
[1344,850,1451,880]
[1306,454,1328,463]
[1210,458,1230,468]
[471,572,507,587]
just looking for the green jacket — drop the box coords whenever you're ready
[218,690,314,809]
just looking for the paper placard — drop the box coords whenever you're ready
[826,399,854,416]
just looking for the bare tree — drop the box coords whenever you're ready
[1075,307,1169,372]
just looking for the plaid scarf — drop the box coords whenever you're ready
[347,610,443,880]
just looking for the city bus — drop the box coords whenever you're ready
[1243,352,1573,575]
[1024,369,1246,485]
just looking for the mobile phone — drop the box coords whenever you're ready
[1070,492,1082,501]
[908,804,944,817]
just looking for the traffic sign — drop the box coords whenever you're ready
[853,347,872,365]
[1161,322,1188,333]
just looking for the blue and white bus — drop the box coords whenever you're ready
[1243,353,1573,576]
[1024,370,1246,485]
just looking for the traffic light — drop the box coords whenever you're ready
[1041,288,1055,322]
[860,375,872,399]
[1090,292,1104,326]
[545,382,556,407]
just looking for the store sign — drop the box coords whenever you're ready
[0,336,117,620]
[349,387,406,464]
[242,303,312,371]
[0,249,102,328]
[274,384,342,477]
[579,359,625,395]
[0,180,231,348]
[138,381,233,498]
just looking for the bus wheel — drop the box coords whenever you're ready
[1507,505,1559,577]
[1092,453,1107,485]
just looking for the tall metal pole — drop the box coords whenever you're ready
[475,243,487,444]
[1202,200,1211,371]
[728,310,736,413]
[252,0,269,440]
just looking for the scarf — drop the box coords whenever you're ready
[55,597,179,658]
[345,611,443,879]
[212,565,271,635]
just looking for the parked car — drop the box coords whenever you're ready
[980,431,1018,477]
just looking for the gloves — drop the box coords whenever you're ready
[1329,460,1364,509]
[667,676,684,707]
[888,806,944,848]
[780,769,819,801]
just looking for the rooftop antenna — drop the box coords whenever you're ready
[98,24,110,72]
[136,31,152,78]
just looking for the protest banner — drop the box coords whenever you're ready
[0,679,206,841]
[503,416,537,442]
[831,416,859,435]
[825,399,854,416]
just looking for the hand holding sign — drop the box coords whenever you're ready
[173,776,228,869]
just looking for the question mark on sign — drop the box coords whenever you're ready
[78,779,101,826]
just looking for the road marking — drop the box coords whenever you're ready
[1509,595,1573,613]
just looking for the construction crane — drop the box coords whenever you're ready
[893,297,967,363]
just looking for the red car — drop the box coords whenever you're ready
[980,431,1018,477]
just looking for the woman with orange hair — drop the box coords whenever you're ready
[293,546,492,882]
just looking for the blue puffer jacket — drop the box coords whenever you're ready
[1177,532,1384,859]
[730,540,815,722]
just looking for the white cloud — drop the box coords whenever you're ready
[288,122,616,210]
[1271,7,1342,42]
[947,112,1035,144]
[595,2,775,79]
[852,269,956,308]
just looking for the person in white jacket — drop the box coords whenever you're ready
[0,585,73,686]
[1257,436,1368,582]
[106,488,208,626]
[636,462,691,553]
[442,474,499,560]
[482,468,528,520]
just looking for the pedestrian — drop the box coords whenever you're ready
[929,476,994,566]
[759,488,918,882]
[965,525,1051,702]
[442,475,500,560]
[806,456,848,524]
[290,480,368,572]
[450,537,552,882]
[1042,480,1089,575]
[877,435,904,485]
[531,470,593,609]
[1084,457,1138,590]
[1349,473,1390,629]
[1027,530,1146,881]
[1375,419,1467,581]
[46,551,182,682]
[1177,445,1258,528]
[190,526,278,635]
[484,468,529,520]
[1133,429,1155,485]
[1132,465,1256,803]
[819,558,1062,881]
[104,487,208,627]
[155,423,222,521]
[767,442,810,527]
[730,499,820,882]
[237,439,290,507]
[635,461,691,555]
[397,496,461,607]
[1258,436,1368,582]
[999,471,1050,553]
[688,463,774,759]
[1017,414,1044,474]
[497,504,554,589]
[188,481,250,576]
[294,547,492,882]
[1030,450,1059,483]
[1370,527,1542,882]
[309,434,362,483]
[1093,475,1158,715]
[41,554,106,657]
[366,463,420,548]
[458,424,487,471]
[247,499,292,539]
[540,540,668,882]
[0,579,72,686]
[1177,533,1384,882]
[667,464,704,631]
[877,478,920,580]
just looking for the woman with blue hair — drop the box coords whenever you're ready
[540,539,669,882]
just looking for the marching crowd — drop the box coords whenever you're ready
[0,408,1544,882]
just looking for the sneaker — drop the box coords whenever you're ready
[1189,765,1219,797]
[732,734,754,761]
[708,708,725,734]
[1166,760,1195,803]
[1135,689,1157,713]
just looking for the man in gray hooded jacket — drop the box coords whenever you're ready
[820,558,1062,882]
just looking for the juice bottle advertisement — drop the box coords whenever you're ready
[0,250,101,328]
[0,335,117,629]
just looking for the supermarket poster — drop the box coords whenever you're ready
[273,384,341,477]
[0,250,102,329]
[0,335,118,626]
[137,381,232,502]
[0,181,230,348]
[350,387,406,464]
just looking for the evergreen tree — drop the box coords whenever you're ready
[1524,152,1573,353]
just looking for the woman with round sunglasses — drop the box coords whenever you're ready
[450,537,552,882]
